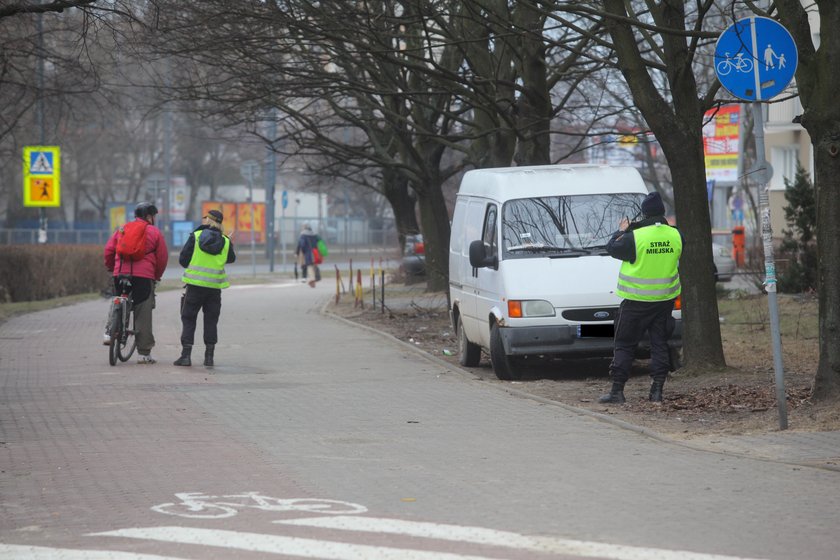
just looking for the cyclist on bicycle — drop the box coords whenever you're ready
[103,202,169,364]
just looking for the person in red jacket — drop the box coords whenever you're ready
[103,202,169,364]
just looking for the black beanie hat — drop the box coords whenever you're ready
[206,209,223,223]
[641,192,666,217]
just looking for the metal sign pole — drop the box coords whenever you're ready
[249,167,256,277]
[751,104,787,429]
[715,16,797,431]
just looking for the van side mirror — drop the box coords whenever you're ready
[469,240,497,269]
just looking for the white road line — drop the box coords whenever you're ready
[277,516,772,560]
[0,543,187,560]
[91,526,507,560]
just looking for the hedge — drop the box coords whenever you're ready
[0,245,111,303]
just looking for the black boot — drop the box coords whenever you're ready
[204,344,215,367]
[649,380,665,402]
[598,382,626,404]
[173,345,192,366]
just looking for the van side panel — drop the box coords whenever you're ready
[451,197,492,345]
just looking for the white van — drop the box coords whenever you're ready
[448,164,682,380]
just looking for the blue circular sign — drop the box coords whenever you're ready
[715,17,798,102]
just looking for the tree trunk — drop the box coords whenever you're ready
[381,169,419,248]
[415,180,450,292]
[774,0,840,401]
[513,1,551,166]
[662,132,726,368]
[807,125,840,400]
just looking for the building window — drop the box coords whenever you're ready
[770,146,798,190]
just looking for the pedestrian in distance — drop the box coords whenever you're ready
[295,222,323,288]
[173,209,236,368]
[599,191,683,404]
[103,202,169,364]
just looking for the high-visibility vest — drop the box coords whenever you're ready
[182,231,230,289]
[616,224,682,301]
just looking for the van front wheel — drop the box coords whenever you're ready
[490,324,519,380]
[458,316,481,367]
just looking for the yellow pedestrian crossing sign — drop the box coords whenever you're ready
[23,146,61,207]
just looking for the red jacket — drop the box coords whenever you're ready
[104,218,169,280]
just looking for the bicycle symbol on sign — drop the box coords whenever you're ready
[151,492,368,519]
[716,52,754,76]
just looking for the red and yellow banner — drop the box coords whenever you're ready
[703,105,740,183]
[201,201,265,243]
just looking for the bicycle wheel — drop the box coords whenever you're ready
[151,502,237,519]
[277,498,368,515]
[108,305,121,366]
[740,57,753,73]
[716,60,732,76]
[118,302,137,362]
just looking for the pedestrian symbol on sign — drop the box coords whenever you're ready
[30,151,54,174]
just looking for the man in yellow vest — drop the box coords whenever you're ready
[599,192,683,404]
[174,209,236,367]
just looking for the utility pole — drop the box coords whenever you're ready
[264,109,277,272]
[36,10,47,243]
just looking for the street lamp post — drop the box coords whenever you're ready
[240,161,260,277]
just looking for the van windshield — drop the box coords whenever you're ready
[502,193,645,258]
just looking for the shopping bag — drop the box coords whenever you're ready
[317,238,328,258]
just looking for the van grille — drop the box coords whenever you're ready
[561,308,618,322]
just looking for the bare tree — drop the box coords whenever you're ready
[771,0,840,401]
[545,1,727,368]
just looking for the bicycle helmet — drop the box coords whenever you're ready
[135,202,159,219]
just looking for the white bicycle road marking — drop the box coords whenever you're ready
[150,491,367,519]
[7,515,777,560]
[277,516,773,560]
[91,526,501,560]
[0,543,186,560]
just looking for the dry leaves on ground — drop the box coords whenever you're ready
[328,286,838,439]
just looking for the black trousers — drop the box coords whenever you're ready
[609,298,675,384]
[179,285,222,347]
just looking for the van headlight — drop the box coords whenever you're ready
[508,299,556,318]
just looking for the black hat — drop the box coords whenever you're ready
[205,209,223,223]
[641,192,666,217]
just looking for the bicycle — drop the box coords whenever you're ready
[107,275,137,366]
[716,52,753,75]
[150,491,368,519]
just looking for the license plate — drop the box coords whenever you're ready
[578,324,614,338]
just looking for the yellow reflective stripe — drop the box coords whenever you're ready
[616,282,681,297]
[618,272,679,285]
[189,264,225,275]
[183,271,227,284]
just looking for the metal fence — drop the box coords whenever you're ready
[1,215,400,251]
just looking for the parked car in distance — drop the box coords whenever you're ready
[403,234,425,276]
[713,242,735,282]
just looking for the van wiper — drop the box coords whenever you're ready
[546,248,591,258]
[507,244,567,253]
